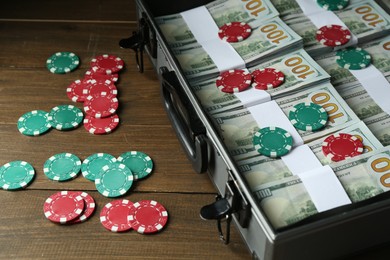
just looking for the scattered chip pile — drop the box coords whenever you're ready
[100,199,168,234]
[12,52,169,235]
[17,105,84,136]
[66,54,124,135]
[82,151,154,197]
[42,151,153,198]
[43,191,96,224]
[18,53,124,136]
[40,151,168,234]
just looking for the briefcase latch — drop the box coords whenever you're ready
[119,13,157,73]
[200,179,251,244]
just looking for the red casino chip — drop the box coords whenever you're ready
[83,114,120,134]
[66,79,89,102]
[90,54,124,75]
[69,191,96,224]
[83,93,119,118]
[216,69,252,93]
[218,22,252,42]
[100,199,134,232]
[128,200,168,234]
[85,69,119,83]
[316,24,351,47]
[43,191,85,224]
[322,133,364,162]
[83,79,118,97]
[252,68,285,90]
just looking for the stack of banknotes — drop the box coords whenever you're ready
[156,0,390,229]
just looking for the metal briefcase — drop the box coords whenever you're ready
[120,1,390,259]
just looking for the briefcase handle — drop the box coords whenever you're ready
[160,67,208,174]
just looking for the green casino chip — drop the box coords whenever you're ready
[81,153,117,181]
[336,47,371,70]
[0,161,35,190]
[317,0,349,11]
[289,102,328,131]
[17,110,51,136]
[253,126,293,158]
[46,52,80,74]
[48,105,84,130]
[117,151,153,180]
[44,153,81,181]
[95,163,133,198]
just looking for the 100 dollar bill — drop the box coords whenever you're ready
[238,121,382,190]
[315,35,390,87]
[252,146,390,229]
[286,0,390,55]
[155,0,279,49]
[173,17,302,81]
[206,0,279,28]
[189,48,329,114]
[212,82,359,161]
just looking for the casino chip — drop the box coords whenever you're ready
[336,47,371,70]
[81,153,117,181]
[85,69,119,83]
[46,52,80,74]
[43,191,85,224]
[288,102,328,131]
[253,126,293,158]
[316,25,351,47]
[100,199,134,232]
[43,153,82,181]
[66,79,89,102]
[215,69,252,93]
[117,151,153,180]
[317,0,349,11]
[83,114,120,134]
[48,105,84,130]
[69,191,96,223]
[82,79,118,97]
[0,161,35,190]
[322,133,364,162]
[83,93,119,118]
[128,200,168,234]
[90,54,124,75]
[17,110,51,136]
[95,163,134,197]
[218,22,252,42]
[251,68,285,90]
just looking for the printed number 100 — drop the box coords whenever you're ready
[242,0,266,17]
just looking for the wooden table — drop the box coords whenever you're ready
[0,1,389,259]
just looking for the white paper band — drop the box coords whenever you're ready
[281,145,351,211]
[281,145,322,174]
[234,88,271,107]
[296,0,325,15]
[296,0,358,48]
[247,100,350,211]
[298,165,351,212]
[180,6,245,72]
[350,66,390,115]
[247,101,303,146]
